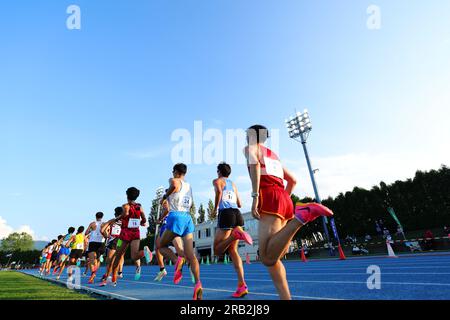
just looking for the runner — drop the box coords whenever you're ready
[111,187,152,286]
[213,162,253,298]
[55,227,75,280]
[154,190,185,282]
[157,163,203,300]
[85,212,106,284]
[99,207,125,287]
[39,244,50,275]
[245,125,334,300]
[51,235,64,275]
[44,239,57,275]
[66,226,86,282]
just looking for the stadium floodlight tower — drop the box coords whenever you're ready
[285,110,341,256]
[153,186,166,252]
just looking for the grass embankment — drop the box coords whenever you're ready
[0,271,95,300]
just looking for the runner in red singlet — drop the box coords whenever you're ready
[111,187,152,286]
[245,125,334,300]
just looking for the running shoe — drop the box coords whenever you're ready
[99,279,107,287]
[232,283,249,298]
[232,226,253,245]
[173,257,185,284]
[135,266,141,281]
[144,246,153,264]
[118,272,123,279]
[56,276,60,281]
[193,282,203,300]
[294,203,333,225]
[154,269,168,282]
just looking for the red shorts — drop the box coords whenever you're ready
[258,185,294,221]
[119,228,140,242]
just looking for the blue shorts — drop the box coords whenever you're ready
[166,211,195,237]
[159,223,168,237]
[59,247,71,256]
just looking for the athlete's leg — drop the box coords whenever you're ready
[57,259,68,279]
[258,215,302,267]
[158,230,178,251]
[214,229,235,256]
[183,234,200,283]
[130,239,144,268]
[155,235,165,268]
[258,215,295,300]
[119,255,124,274]
[105,249,116,277]
[88,252,97,273]
[228,240,245,285]
[172,237,185,257]
[112,241,129,278]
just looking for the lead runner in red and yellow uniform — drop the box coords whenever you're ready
[245,124,334,300]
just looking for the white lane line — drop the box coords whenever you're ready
[121,271,450,277]
[118,279,343,300]
[169,272,450,276]
[197,277,450,287]
[24,272,138,300]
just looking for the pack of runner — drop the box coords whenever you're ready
[38,125,334,300]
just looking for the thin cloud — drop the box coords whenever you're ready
[0,216,46,241]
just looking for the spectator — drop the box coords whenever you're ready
[383,228,391,239]
[444,226,449,237]
[375,221,382,235]
[396,225,404,236]
[423,230,435,251]
[365,234,372,242]
[345,235,354,245]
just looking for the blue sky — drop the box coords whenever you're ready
[1,1,449,241]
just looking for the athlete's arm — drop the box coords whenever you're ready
[158,202,170,223]
[101,223,111,238]
[246,145,261,220]
[85,222,94,236]
[66,235,75,248]
[102,218,115,231]
[213,179,223,213]
[115,204,129,222]
[140,206,147,226]
[162,178,179,204]
[283,166,297,195]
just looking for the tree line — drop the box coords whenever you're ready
[296,165,450,242]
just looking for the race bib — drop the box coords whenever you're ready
[264,156,284,179]
[180,196,192,210]
[76,243,84,250]
[128,218,140,229]
[111,225,121,236]
[222,190,237,203]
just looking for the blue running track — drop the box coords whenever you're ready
[22,253,450,300]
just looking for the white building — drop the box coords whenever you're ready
[193,212,260,261]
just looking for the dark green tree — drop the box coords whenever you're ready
[197,204,206,224]
[1,232,34,252]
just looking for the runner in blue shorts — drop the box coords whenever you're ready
[157,163,203,300]
[154,195,184,282]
